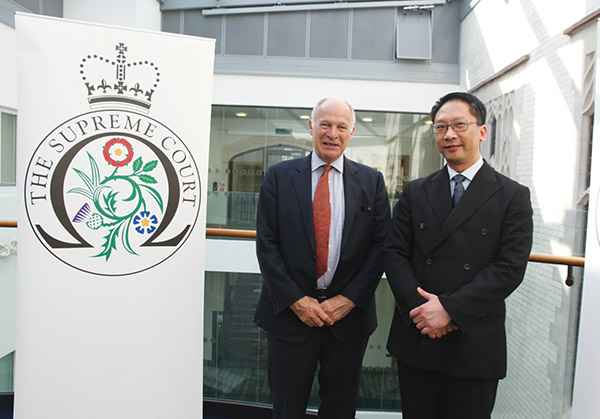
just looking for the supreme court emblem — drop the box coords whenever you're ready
[24,44,201,276]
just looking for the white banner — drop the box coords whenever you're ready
[15,13,214,418]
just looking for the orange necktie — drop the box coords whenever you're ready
[313,165,332,279]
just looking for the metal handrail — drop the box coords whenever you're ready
[1,221,585,285]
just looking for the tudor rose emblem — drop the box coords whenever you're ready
[24,43,201,276]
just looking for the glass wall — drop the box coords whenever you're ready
[0,352,14,392]
[202,212,587,416]
[0,113,17,187]
[202,105,586,416]
[0,223,17,394]
[206,105,439,228]
[203,272,402,411]
[202,104,438,412]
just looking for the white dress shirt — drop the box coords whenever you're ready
[447,156,484,198]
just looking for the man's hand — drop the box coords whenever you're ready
[320,295,356,323]
[290,296,334,327]
[425,322,458,339]
[410,287,456,338]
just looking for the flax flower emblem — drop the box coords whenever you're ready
[133,211,158,234]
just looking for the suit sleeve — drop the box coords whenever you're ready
[339,170,391,310]
[439,185,533,332]
[255,166,306,315]
[383,182,428,322]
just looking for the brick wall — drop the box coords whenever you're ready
[460,1,598,417]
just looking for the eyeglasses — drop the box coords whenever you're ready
[432,120,479,134]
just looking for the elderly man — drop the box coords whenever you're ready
[255,98,390,418]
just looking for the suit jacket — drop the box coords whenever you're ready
[254,154,390,343]
[384,162,533,380]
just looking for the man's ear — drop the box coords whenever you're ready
[479,124,487,143]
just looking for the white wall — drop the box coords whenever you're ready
[63,0,161,31]
[0,0,162,118]
[213,74,458,114]
[0,22,17,112]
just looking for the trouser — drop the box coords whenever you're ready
[267,328,368,419]
[397,359,499,419]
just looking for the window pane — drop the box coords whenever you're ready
[0,113,17,186]
[203,272,269,403]
[352,8,395,61]
[0,352,14,392]
[267,12,307,58]
[206,105,438,229]
[396,10,432,60]
[41,0,62,17]
[12,0,39,13]
[309,10,349,59]
[224,14,265,56]
[206,106,312,229]
[183,10,222,55]
[161,10,181,33]
[349,111,439,204]
[203,271,402,410]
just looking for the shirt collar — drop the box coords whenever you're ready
[447,156,483,181]
[311,150,344,174]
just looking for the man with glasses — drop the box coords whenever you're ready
[384,92,533,419]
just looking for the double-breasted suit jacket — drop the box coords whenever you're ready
[385,162,533,380]
[254,154,390,343]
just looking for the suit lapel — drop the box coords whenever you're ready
[291,155,315,250]
[430,163,503,251]
[425,168,453,227]
[341,157,359,252]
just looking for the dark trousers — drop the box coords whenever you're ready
[267,327,368,419]
[397,360,499,419]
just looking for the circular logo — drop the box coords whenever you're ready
[25,109,201,276]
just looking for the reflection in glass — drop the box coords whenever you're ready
[0,352,14,392]
[203,272,402,411]
[1,112,17,186]
[204,272,269,404]
[206,105,439,229]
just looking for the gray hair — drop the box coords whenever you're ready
[310,98,356,129]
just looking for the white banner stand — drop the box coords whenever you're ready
[15,13,214,418]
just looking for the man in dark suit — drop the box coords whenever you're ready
[384,92,533,419]
[255,98,390,418]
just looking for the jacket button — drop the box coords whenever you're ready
[420,223,426,230]
[426,258,433,266]
[481,228,488,236]
[464,263,471,270]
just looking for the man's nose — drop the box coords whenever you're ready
[444,125,458,139]
[326,127,339,137]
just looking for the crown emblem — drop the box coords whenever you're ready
[80,43,160,113]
